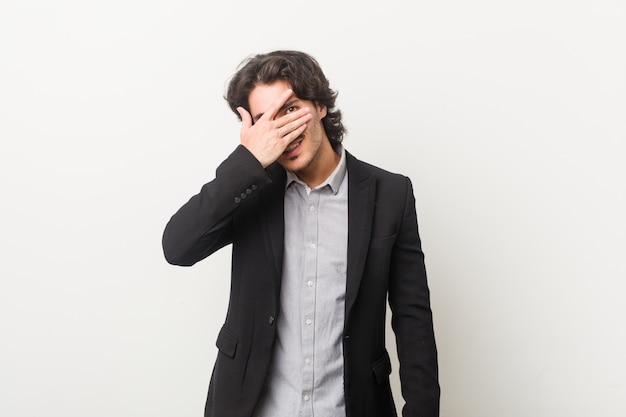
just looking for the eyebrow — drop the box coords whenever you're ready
[253,100,298,123]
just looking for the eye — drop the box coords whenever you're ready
[285,106,296,114]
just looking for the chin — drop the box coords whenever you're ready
[280,158,307,174]
[280,161,301,173]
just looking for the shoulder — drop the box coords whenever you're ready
[346,150,410,185]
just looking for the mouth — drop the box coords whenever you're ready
[283,137,303,156]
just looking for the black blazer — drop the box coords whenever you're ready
[163,145,439,417]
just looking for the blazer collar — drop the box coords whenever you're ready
[262,163,287,301]
[345,151,377,321]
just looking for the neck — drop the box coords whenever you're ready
[297,142,340,189]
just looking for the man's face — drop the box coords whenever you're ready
[248,80,329,176]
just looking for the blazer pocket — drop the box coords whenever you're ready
[371,350,392,384]
[369,234,397,250]
[216,325,238,358]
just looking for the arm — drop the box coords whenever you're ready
[388,177,440,417]
[162,145,270,266]
[162,88,311,266]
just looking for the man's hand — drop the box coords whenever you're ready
[237,89,312,168]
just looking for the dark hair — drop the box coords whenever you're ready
[225,50,346,149]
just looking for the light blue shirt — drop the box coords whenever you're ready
[253,147,348,417]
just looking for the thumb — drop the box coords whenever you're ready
[237,106,252,130]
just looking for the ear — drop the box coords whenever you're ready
[317,103,327,119]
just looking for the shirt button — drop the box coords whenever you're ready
[303,395,310,401]
[309,205,315,212]
[305,318,312,325]
[309,243,316,249]
[304,358,311,364]
[307,280,313,287]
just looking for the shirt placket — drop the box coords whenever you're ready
[300,188,319,417]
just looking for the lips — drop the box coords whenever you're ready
[283,137,303,155]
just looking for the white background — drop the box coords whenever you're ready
[1,1,625,416]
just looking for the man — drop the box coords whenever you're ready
[162,50,439,417]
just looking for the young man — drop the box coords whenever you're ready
[162,50,440,417]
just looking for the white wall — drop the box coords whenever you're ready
[1,1,624,416]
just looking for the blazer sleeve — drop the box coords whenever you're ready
[388,177,440,417]
[162,145,273,266]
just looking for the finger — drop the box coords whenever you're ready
[278,112,312,137]
[281,123,308,144]
[261,88,293,121]
[237,106,253,129]
[275,106,311,129]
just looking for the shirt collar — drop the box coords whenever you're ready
[285,145,347,195]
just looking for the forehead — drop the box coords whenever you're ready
[248,80,295,115]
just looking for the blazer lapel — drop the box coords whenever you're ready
[261,163,286,300]
[345,152,376,321]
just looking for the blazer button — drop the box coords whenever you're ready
[245,188,253,195]
[268,316,275,325]
[234,197,241,204]
[240,193,247,199]
[251,184,258,190]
